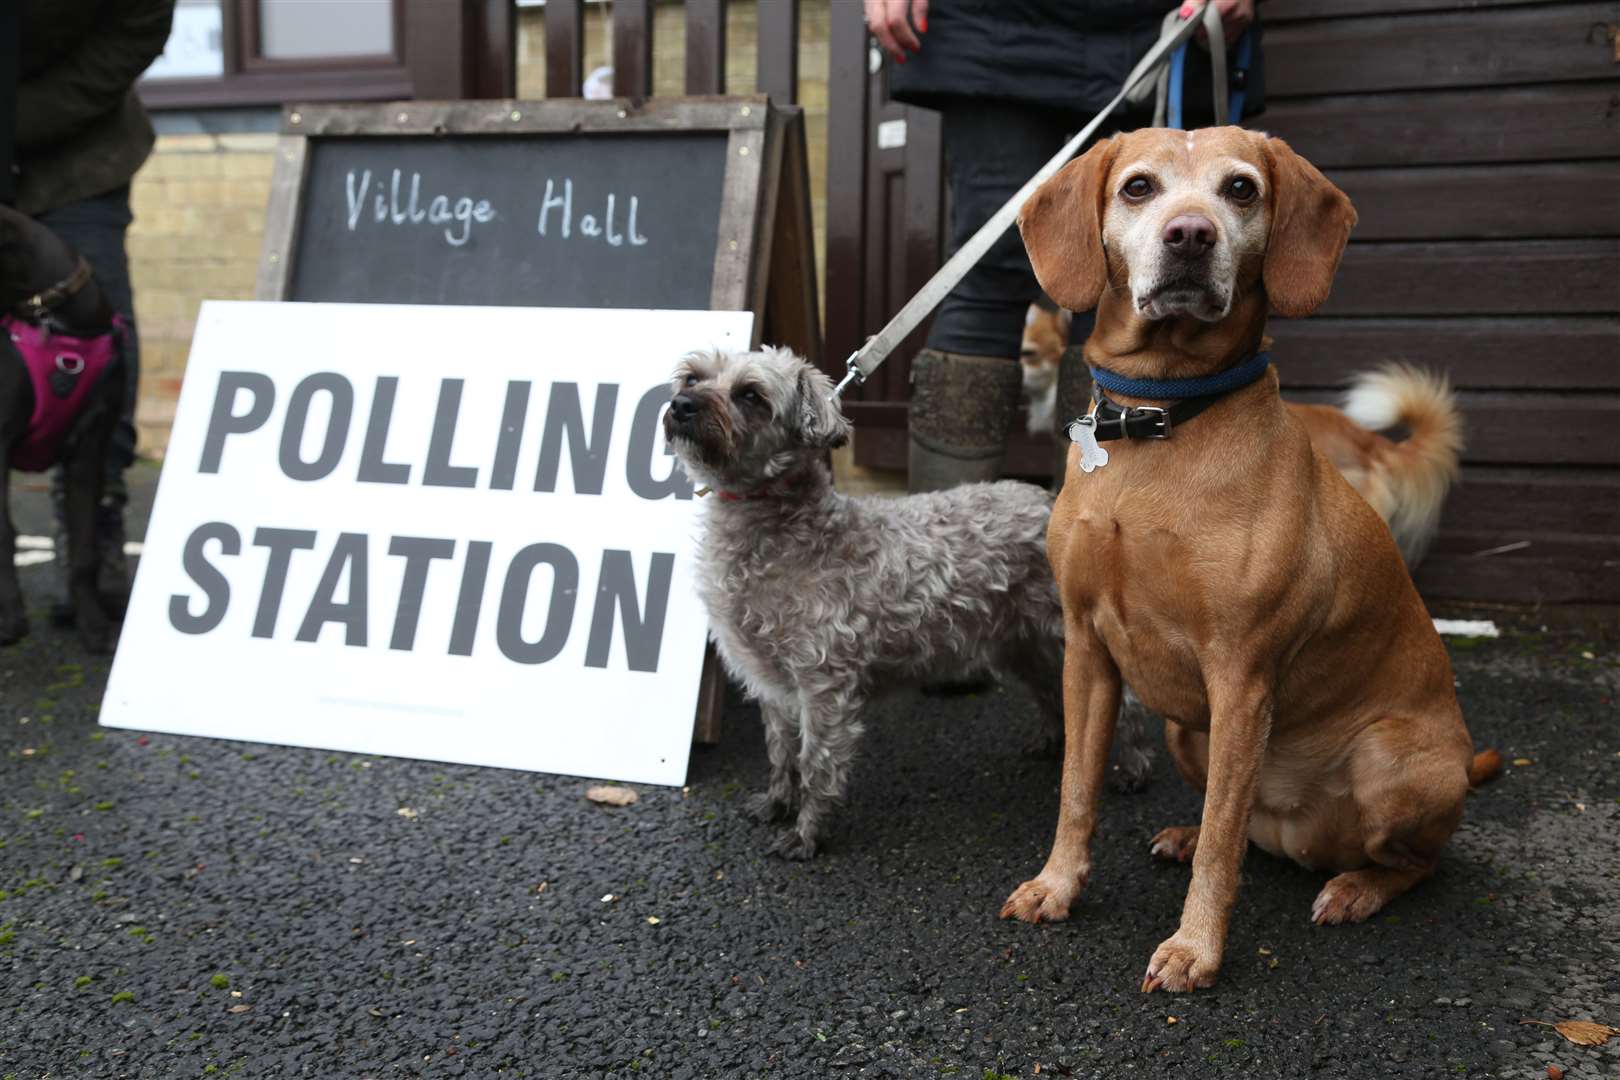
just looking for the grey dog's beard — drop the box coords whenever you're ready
[667,432,733,487]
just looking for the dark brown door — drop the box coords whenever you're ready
[823,13,946,470]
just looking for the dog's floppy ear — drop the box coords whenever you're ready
[1262,136,1357,318]
[794,362,852,449]
[1017,137,1120,313]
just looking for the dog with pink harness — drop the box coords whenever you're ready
[5,312,124,472]
[1,206,128,652]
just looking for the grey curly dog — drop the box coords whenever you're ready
[663,346,1153,859]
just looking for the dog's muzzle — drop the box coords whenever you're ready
[664,392,701,438]
[1143,214,1224,313]
[670,392,702,423]
[1140,277,1220,316]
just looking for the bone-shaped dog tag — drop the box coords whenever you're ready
[1066,414,1109,474]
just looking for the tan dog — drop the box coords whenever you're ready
[998,127,1497,993]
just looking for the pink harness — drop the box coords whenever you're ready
[4,314,123,472]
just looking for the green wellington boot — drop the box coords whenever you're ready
[907,349,1023,493]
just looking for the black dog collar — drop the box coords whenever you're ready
[1066,351,1273,445]
[15,256,93,321]
[1064,386,1229,447]
[1063,352,1274,473]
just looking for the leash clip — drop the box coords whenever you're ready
[830,350,866,400]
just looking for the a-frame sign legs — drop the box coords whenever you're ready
[690,106,821,746]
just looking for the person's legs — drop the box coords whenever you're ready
[909,102,1069,492]
[37,185,139,610]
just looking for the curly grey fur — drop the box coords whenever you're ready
[664,346,1152,859]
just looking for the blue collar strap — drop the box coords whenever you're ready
[1090,350,1272,401]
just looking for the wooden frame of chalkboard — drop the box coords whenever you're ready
[255,95,822,744]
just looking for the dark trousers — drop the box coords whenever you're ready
[925,101,1147,358]
[36,184,139,502]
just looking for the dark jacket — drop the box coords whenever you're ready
[888,0,1264,127]
[15,0,175,215]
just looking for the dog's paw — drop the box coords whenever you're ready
[744,792,793,824]
[0,609,28,646]
[1111,758,1153,794]
[1112,705,1157,792]
[999,872,1083,924]
[1311,870,1393,926]
[76,614,116,655]
[99,588,130,621]
[1141,933,1221,993]
[1149,825,1200,863]
[1021,729,1063,760]
[769,829,818,861]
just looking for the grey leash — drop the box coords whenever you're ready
[1135,4,1228,129]
[831,2,1226,400]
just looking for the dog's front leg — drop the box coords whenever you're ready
[62,437,115,653]
[773,688,862,861]
[746,701,801,824]
[0,450,27,645]
[1143,678,1272,993]
[1001,624,1120,923]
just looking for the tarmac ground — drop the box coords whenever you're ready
[2,461,1617,1079]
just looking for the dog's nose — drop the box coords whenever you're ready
[669,392,700,422]
[1162,214,1216,256]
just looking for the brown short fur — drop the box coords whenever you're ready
[999,127,1493,993]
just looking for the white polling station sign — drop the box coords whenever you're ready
[101,301,753,786]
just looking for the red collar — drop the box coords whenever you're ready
[704,475,807,502]
[715,486,786,502]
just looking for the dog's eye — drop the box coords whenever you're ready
[683,374,699,387]
[1122,176,1154,201]
[737,388,763,406]
[1224,176,1258,204]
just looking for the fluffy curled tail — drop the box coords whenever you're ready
[1468,748,1503,788]
[1342,364,1464,567]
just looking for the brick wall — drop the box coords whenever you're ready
[126,1,831,458]
[126,132,277,457]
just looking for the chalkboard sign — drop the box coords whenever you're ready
[258,97,816,329]
[287,132,729,308]
[255,96,822,745]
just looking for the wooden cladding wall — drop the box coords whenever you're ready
[823,0,1620,605]
[1261,0,1620,604]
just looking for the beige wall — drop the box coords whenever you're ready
[126,0,832,458]
[127,132,278,455]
